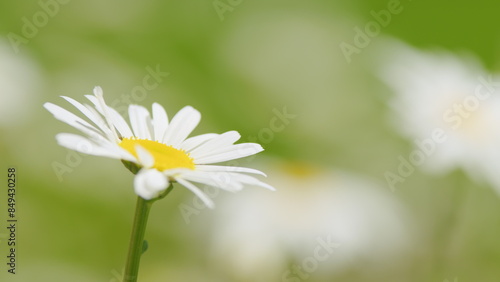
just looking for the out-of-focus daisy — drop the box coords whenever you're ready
[44,87,274,207]
[208,159,410,281]
[0,38,41,127]
[379,40,500,190]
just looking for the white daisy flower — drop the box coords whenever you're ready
[379,40,500,190]
[44,86,274,207]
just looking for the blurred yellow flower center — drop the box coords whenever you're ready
[282,161,321,178]
[119,138,195,171]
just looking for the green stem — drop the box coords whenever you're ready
[433,171,468,279]
[123,184,174,282]
[123,197,152,282]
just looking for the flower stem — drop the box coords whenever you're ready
[123,197,153,282]
[123,184,174,282]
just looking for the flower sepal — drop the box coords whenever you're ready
[151,183,174,202]
[122,159,142,175]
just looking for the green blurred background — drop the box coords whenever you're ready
[1,0,500,281]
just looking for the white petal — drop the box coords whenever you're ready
[56,133,122,159]
[61,96,114,139]
[195,165,267,176]
[44,102,104,139]
[228,172,276,191]
[179,170,274,192]
[84,95,102,113]
[87,95,149,139]
[194,143,264,164]
[189,131,240,158]
[134,169,169,200]
[180,171,243,192]
[56,133,136,162]
[180,133,219,152]
[106,106,134,138]
[135,145,154,168]
[94,86,104,97]
[81,105,116,140]
[129,105,153,139]
[44,102,94,128]
[152,103,169,142]
[93,87,119,141]
[175,177,215,208]
[85,94,126,138]
[162,106,201,148]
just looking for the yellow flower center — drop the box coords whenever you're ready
[119,138,195,171]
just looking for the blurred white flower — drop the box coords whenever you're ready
[379,40,500,190]
[0,38,41,127]
[208,159,409,281]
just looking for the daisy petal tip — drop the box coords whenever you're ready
[251,144,264,154]
[43,102,53,110]
[183,105,201,116]
[198,193,216,209]
[227,130,241,141]
[250,177,275,191]
[54,132,69,141]
[261,183,276,191]
[93,86,103,97]
[43,103,64,117]
[205,200,216,209]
